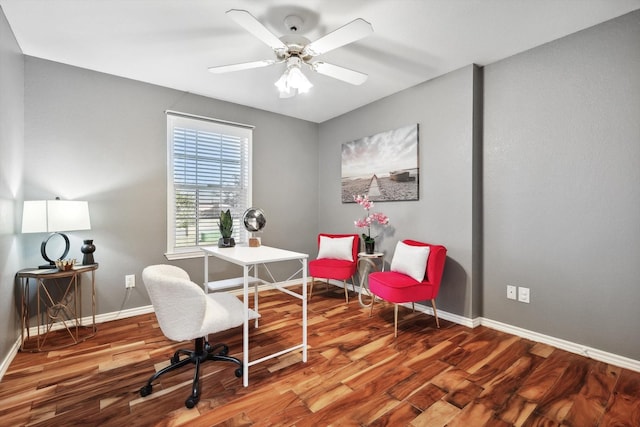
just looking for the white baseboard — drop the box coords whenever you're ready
[0,338,21,382]
[404,301,480,329]
[93,305,156,324]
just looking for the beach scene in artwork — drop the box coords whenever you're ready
[341,124,419,203]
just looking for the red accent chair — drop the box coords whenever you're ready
[369,240,447,336]
[309,233,360,303]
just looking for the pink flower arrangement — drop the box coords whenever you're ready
[353,194,389,243]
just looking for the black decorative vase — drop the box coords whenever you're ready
[365,240,375,254]
[218,237,235,248]
[81,239,96,265]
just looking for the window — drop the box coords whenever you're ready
[166,111,253,259]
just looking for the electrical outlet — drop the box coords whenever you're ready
[125,274,135,288]
[518,287,530,303]
[507,285,517,300]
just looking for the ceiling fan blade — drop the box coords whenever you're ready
[226,9,287,52]
[304,18,373,57]
[208,59,276,74]
[312,62,368,85]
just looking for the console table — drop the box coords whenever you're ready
[17,264,98,352]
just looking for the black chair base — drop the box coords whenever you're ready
[139,336,242,408]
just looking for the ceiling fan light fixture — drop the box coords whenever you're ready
[288,65,313,93]
[274,57,313,97]
[274,69,295,98]
[274,68,290,91]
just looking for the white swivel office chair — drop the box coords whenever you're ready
[139,264,258,408]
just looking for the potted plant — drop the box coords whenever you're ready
[218,209,235,248]
[353,194,389,254]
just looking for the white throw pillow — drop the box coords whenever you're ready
[317,235,354,261]
[390,241,430,282]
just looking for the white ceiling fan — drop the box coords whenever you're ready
[208,9,374,98]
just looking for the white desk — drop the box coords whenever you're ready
[201,245,308,387]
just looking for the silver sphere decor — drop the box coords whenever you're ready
[242,208,266,246]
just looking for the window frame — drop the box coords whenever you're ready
[165,111,253,260]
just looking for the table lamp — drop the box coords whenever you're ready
[22,198,92,268]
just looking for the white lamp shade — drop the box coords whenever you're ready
[21,201,48,233]
[287,66,313,93]
[22,200,91,233]
[274,69,291,93]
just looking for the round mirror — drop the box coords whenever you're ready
[242,208,266,233]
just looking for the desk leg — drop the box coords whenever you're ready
[302,258,307,363]
[253,264,259,328]
[242,264,249,387]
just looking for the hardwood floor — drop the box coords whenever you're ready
[1,284,639,426]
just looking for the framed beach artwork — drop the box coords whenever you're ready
[341,124,419,203]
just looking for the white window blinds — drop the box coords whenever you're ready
[166,112,253,257]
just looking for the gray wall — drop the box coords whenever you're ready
[0,5,24,369]
[22,57,319,319]
[318,65,481,319]
[483,10,640,360]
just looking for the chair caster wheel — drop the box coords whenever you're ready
[185,396,198,408]
[140,384,152,397]
[235,368,242,378]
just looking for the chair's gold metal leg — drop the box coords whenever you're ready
[431,299,440,328]
[411,302,415,312]
[369,295,376,317]
[343,280,349,303]
[394,304,398,337]
[308,277,314,301]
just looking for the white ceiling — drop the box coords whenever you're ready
[2,0,639,123]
